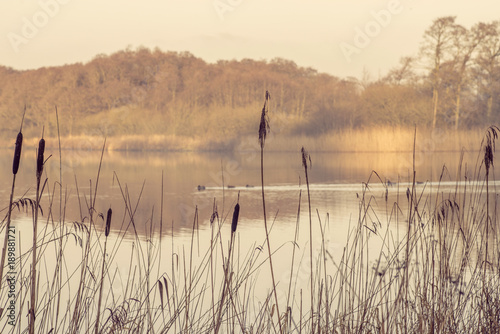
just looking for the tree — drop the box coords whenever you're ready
[449,22,493,129]
[420,16,457,129]
[384,56,416,85]
[476,21,500,122]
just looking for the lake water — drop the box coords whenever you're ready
[0,147,491,233]
[0,145,497,331]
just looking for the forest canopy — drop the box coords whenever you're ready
[0,17,499,151]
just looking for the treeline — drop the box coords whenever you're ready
[0,16,499,147]
[0,49,359,141]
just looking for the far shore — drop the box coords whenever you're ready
[0,126,487,153]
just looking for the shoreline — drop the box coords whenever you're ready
[0,126,487,153]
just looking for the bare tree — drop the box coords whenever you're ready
[384,56,416,85]
[476,21,500,122]
[420,16,457,129]
[449,22,494,129]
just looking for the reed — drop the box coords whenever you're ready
[0,108,24,309]
[28,132,45,334]
[214,199,239,334]
[480,125,498,329]
[285,189,301,324]
[301,146,314,333]
[52,105,64,334]
[95,207,112,334]
[264,126,485,153]
[258,91,283,333]
[69,138,106,334]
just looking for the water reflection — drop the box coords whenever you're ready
[0,148,495,237]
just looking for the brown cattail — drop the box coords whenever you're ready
[36,138,45,178]
[12,132,23,175]
[231,203,240,233]
[105,208,112,237]
[484,126,498,175]
[301,146,311,170]
[258,91,271,149]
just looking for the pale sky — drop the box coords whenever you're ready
[1,0,499,79]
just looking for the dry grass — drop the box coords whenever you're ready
[0,126,486,153]
[265,126,485,153]
[3,134,237,152]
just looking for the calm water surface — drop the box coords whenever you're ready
[0,148,492,235]
[1,147,494,276]
[0,147,497,330]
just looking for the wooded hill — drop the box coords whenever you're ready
[0,17,499,151]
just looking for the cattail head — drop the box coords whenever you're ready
[485,144,493,172]
[105,208,112,237]
[231,203,240,233]
[36,138,45,179]
[13,132,23,175]
[484,126,499,175]
[301,146,311,170]
[258,91,271,149]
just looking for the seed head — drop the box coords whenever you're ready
[484,126,499,175]
[258,91,271,149]
[231,203,240,233]
[13,132,23,175]
[301,147,311,170]
[105,208,112,237]
[36,138,45,179]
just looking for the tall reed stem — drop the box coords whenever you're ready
[302,147,314,333]
[95,208,112,334]
[482,126,498,328]
[30,135,45,334]
[258,91,282,333]
[214,202,239,334]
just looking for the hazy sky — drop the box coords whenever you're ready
[1,0,499,79]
